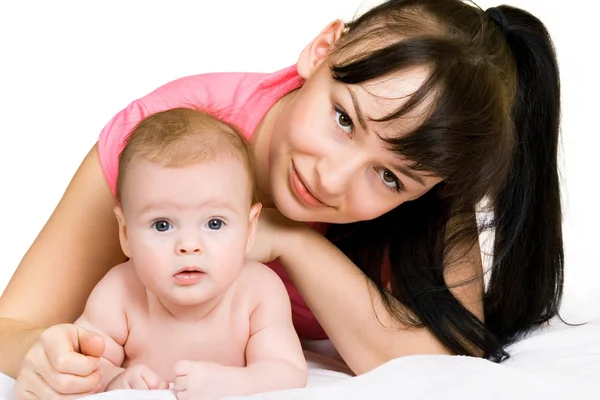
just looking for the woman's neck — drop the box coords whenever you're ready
[250,90,297,208]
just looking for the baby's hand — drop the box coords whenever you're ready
[106,364,169,391]
[173,360,222,400]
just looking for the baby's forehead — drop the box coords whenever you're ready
[129,195,248,214]
[122,156,254,201]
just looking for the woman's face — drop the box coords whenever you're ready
[267,59,442,224]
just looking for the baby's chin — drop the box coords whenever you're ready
[156,292,207,306]
[147,283,209,302]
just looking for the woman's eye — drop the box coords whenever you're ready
[206,219,224,230]
[378,169,403,192]
[152,220,173,232]
[334,107,353,135]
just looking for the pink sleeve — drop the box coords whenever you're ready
[97,75,219,196]
[97,100,148,196]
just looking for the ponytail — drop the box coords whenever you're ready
[484,5,564,348]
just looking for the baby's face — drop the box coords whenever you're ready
[118,156,256,306]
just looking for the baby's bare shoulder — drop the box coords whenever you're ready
[240,261,284,285]
[235,261,289,301]
[91,260,144,303]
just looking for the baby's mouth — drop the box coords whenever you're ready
[173,266,206,285]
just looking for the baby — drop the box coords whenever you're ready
[74,108,307,399]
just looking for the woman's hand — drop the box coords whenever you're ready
[246,208,309,264]
[14,324,105,399]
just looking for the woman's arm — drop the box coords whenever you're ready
[0,143,126,377]
[275,217,484,375]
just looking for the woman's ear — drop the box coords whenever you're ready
[297,19,346,79]
[114,205,132,258]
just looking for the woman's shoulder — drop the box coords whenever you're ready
[138,65,302,117]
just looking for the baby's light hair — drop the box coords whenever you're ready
[116,107,260,204]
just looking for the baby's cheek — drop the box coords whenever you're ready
[213,250,245,283]
[130,231,165,254]
[133,244,170,276]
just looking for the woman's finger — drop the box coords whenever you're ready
[27,342,100,395]
[77,327,105,358]
[17,369,94,400]
[13,374,38,400]
[17,390,38,400]
[42,327,99,376]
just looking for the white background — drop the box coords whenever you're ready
[0,1,598,322]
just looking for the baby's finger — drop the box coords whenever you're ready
[128,372,151,390]
[175,389,189,400]
[172,375,189,391]
[140,368,163,390]
[172,360,191,376]
[106,375,131,391]
[157,379,170,390]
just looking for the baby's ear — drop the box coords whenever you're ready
[297,19,345,79]
[114,205,132,258]
[245,202,262,255]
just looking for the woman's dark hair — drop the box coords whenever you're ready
[326,0,563,361]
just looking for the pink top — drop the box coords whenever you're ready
[97,65,328,339]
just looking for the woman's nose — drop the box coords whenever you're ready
[315,154,361,197]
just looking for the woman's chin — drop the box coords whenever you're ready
[272,193,316,222]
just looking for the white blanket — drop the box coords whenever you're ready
[2,318,598,400]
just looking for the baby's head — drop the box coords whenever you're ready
[114,108,261,306]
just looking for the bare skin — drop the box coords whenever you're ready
[72,157,307,398]
[76,259,306,399]
[1,145,125,378]
[3,17,484,398]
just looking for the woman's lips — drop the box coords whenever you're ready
[290,163,328,208]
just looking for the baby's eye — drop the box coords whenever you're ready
[152,220,173,232]
[206,219,224,230]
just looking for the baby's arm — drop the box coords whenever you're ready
[241,264,308,390]
[74,263,130,390]
[173,263,307,399]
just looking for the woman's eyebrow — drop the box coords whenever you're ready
[390,163,425,186]
[346,87,368,131]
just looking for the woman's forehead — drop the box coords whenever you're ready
[359,66,430,107]
[345,67,432,134]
